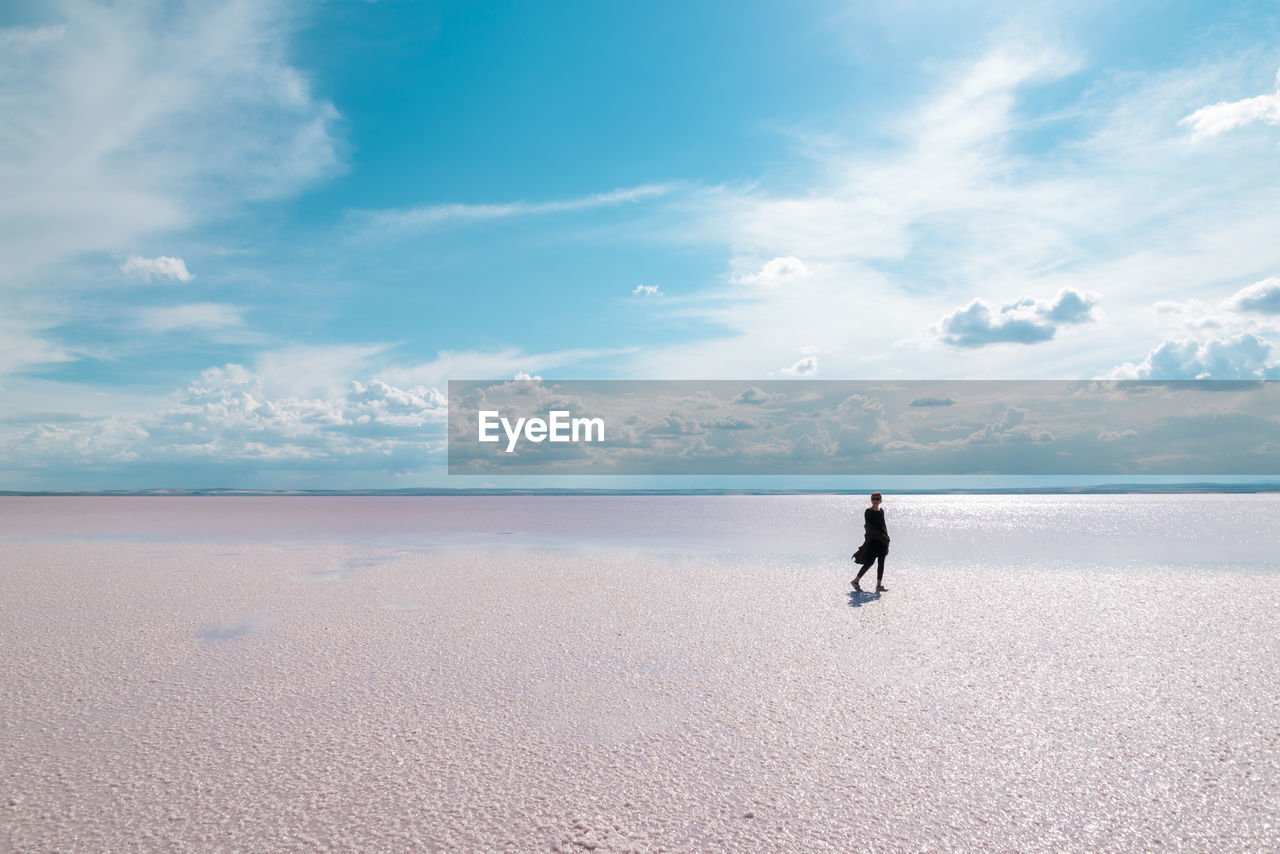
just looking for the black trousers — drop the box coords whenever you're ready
[855,554,885,585]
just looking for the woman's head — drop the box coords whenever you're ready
[870,492,882,504]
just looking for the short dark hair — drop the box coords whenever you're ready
[870,492,882,501]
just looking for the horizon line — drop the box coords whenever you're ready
[4,483,1280,497]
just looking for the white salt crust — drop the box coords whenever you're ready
[1,498,1278,851]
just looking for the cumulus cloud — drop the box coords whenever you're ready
[438,380,1278,476]
[709,415,759,430]
[1,365,449,472]
[121,255,194,282]
[1041,289,1098,323]
[9,418,150,466]
[633,284,663,297]
[1181,69,1280,140]
[933,288,1100,348]
[937,299,1055,347]
[832,394,891,456]
[733,256,810,288]
[732,386,779,405]
[167,365,447,439]
[1226,277,1280,315]
[642,414,704,437]
[137,303,242,332]
[965,405,1053,445]
[1108,332,1280,380]
[781,355,818,376]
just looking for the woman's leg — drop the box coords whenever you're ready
[875,555,885,587]
[854,560,874,583]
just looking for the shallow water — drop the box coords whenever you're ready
[1,493,1276,570]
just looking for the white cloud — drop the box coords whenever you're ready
[376,344,638,392]
[0,0,343,389]
[961,404,1053,445]
[0,316,75,386]
[733,256,811,288]
[1153,298,1212,315]
[1146,277,1280,337]
[782,355,819,376]
[0,24,66,50]
[1,365,450,471]
[1041,288,1100,324]
[1226,277,1280,315]
[630,44,1280,381]
[631,41,1124,378]
[121,255,194,282]
[350,183,680,238]
[932,288,1099,348]
[732,386,779,405]
[706,41,1082,266]
[1180,69,1280,140]
[6,418,150,466]
[0,0,341,281]
[253,344,394,400]
[1107,332,1280,380]
[137,303,243,332]
[633,284,663,297]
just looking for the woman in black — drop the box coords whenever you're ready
[851,492,889,593]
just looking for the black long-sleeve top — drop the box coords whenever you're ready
[865,507,888,539]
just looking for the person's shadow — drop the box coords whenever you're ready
[847,589,882,608]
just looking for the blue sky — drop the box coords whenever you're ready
[3,0,1280,489]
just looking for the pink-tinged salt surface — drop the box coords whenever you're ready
[1,495,1278,852]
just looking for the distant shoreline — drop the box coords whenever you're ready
[4,484,1280,497]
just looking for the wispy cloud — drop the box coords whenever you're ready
[0,0,342,281]
[0,0,344,389]
[349,183,681,238]
[137,303,243,332]
[636,40,1280,380]
[0,24,66,50]
[121,255,194,282]
[1148,277,1280,336]
[253,344,396,400]
[629,40,1112,378]
[376,344,640,391]
[0,317,75,387]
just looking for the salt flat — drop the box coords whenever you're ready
[1,496,1277,852]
